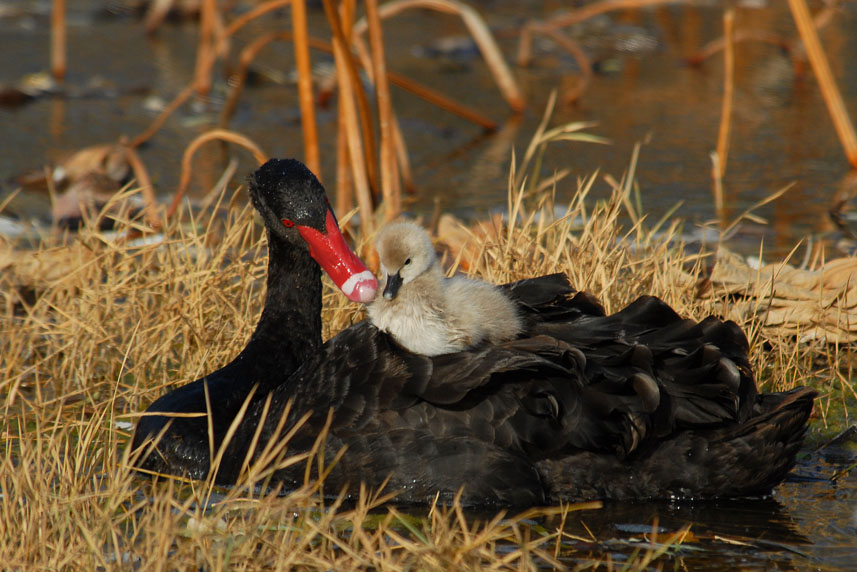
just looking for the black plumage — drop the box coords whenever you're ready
[132,158,816,507]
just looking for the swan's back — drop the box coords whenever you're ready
[235,273,815,505]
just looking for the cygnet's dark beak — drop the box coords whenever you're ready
[383,271,403,300]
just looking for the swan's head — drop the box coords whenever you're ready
[249,159,377,303]
[374,221,436,300]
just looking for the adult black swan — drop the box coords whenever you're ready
[132,158,816,506]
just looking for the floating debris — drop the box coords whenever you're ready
[0,72,147,108]
[694,249,857,344]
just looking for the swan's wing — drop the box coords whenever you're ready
[268,294,756,464]
[533,295,756,430]
[500,273,607,325]
[284,321,580,415]
[251,322,591,503]
[501,273,577,306]
[273,322,648,460]
[502,275,756,430]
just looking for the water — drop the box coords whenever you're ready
[2,1,857,258]
[2,0,857,567]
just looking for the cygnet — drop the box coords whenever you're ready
[367,220,522,356]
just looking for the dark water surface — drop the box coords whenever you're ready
[2,1,857,258]
[3,0,857,567]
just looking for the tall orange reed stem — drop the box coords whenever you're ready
[365,0,401,220]
[788,0,857,168]
[51,0,66,80]
[291,0,321,176]
[323,0,375,235]
[355,0,524,113]
[194,0,217,96]
[715,9,734,180]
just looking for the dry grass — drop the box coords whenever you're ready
[14,2,853,566]
[0,143,845,569]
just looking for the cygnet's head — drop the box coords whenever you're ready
[374,221,436,300]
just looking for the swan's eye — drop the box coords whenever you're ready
[282,218,295,228]
[404,258,411,266]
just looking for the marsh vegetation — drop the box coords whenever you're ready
[2,0,857,569]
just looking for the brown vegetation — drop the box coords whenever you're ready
[0,138,848,567]
[4,0,855,567]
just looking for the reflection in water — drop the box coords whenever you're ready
[434,428,857,571]
[421,116,524,224]
[549,496,810,570]
[543,433,857,571]
[387,444,856,571]
[457,464,853,571]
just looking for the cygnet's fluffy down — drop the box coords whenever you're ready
[367,221,522,356]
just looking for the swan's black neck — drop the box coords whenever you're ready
[236,229,323,380]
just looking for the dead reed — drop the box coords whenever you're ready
[787,0,857,168]
[50,0,66,80]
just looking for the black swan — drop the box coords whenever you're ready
[132,158,816,506]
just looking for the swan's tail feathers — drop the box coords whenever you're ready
[702,386,818,496]
[538,386,817,502]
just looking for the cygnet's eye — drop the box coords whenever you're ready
[404,258,411,266]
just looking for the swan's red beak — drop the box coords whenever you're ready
[296,210,378,303]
